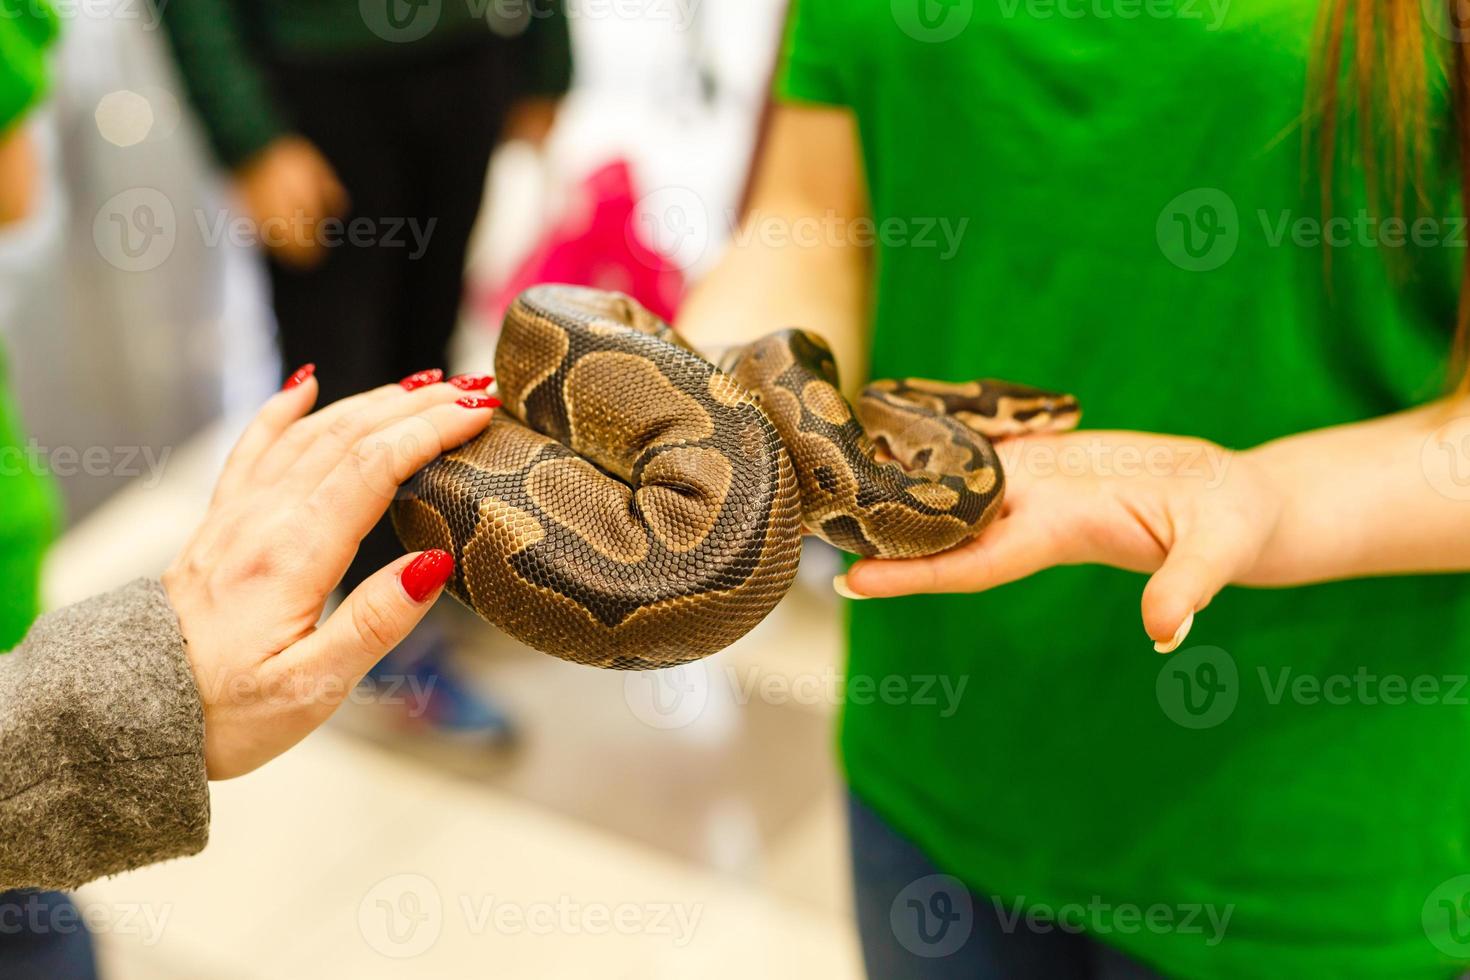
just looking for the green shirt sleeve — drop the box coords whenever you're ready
[152,0,288,168]
[0,381,57,650]
[0,0,59,648]
[0,0,59,135]
[774,0,855,107]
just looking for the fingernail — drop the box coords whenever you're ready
[282,363,315,390]
[448,373,494,391]
[399,369,444,391]
[833,574,868,600]
[1154,610,1195,654]
[401,549,455,603]
[456,395,501,410]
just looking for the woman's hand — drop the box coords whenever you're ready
[162,367,497,779]
[839,431,1285,653]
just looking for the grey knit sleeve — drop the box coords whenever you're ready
[0,579,210,890]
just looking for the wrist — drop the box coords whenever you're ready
[1233,440,1326,587]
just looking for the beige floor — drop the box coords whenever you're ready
[47,423,863,979]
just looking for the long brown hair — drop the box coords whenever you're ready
[1308,0,1470,388]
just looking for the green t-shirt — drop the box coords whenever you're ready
[779,2,1470,977]
[0,0,60,647]
[0,375,56,649]
[0,0,57,140]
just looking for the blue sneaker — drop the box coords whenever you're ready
[362,625,516,745]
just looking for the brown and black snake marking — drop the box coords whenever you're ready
[722,330,1079,559]
[394,286,1079,669]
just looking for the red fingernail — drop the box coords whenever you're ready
[448,373,494,391]
[401,549,454,602]
[456,395,501,410]
[400,369,444,391]
[282,363,315,390]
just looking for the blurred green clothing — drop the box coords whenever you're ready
[154,0,573,167]
[0,0,58,137]
[780,1,1470,977]
[0,375,56,650]
[0,0,59,647]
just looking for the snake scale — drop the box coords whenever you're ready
[392,285,1079,669]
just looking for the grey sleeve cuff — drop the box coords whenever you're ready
[0,579,210,891]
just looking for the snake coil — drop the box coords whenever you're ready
[393,285,1077,669]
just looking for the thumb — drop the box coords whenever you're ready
[1141,516,1254,654]
[294,550,455,686]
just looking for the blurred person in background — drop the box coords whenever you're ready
[154,0,573,742]
[680,1,1470,977]
[0,5,94,977]
[0,9,495,975]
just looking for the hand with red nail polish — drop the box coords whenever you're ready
[161,375,494,779]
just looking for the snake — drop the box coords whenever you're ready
[391,285,1080,670]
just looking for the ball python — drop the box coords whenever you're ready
[392,285,1079,669]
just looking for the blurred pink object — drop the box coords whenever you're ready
[480,159,686,330]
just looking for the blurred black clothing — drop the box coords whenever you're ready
[269,35,513,591]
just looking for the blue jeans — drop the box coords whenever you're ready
[0,891,98,980]
[848,794,1164,980]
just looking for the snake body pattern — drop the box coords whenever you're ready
[392,285,1079,669]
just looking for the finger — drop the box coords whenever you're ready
[278,379,472,496]
[1141,515,1254,653]
[251,380,418,487]
[840,510,1069,599]
[212,367,319,503]
[989,435,1048,494]
[306,398,497,542]
[280,550,454,691]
